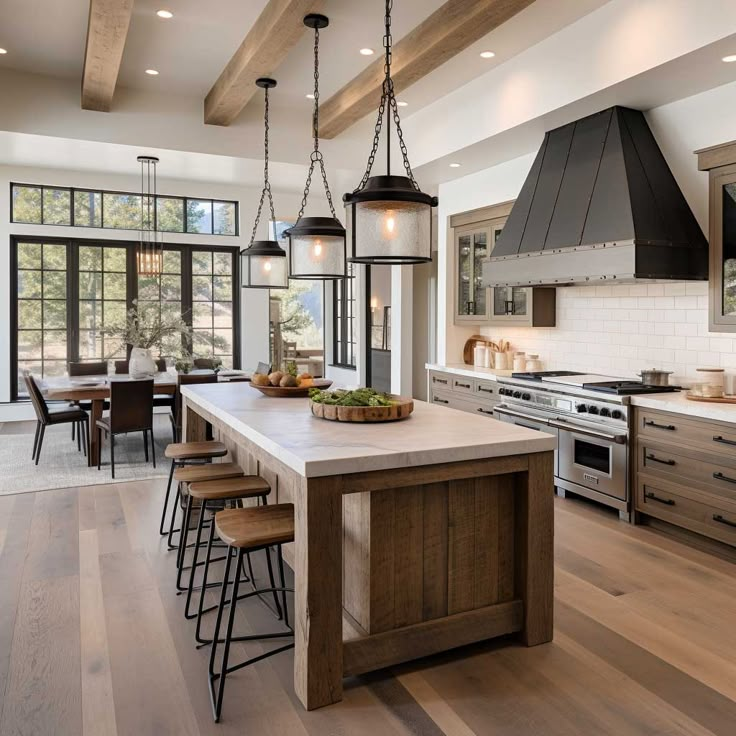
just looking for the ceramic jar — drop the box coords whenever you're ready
[129,347,157,379]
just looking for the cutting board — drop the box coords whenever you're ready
[685,392,736,404]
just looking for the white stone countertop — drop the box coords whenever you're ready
[181,382,556,478]
[629,392,736,424]
[426,362,508,381]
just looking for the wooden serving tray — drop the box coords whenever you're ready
[310,396,413,422]
[685,392,736,404]
[250,379,332,397]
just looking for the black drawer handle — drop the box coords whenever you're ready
[433,397,449,405]
[713,471,736,484]
[645,491,675,506]
[644,420,676,431]
[713,514,736,529]
[433,377,448,384]
[477,408,494,415]
[713,435,736,447]
[645,453,676,466]
[455,382,471,389]
[477,386,494,394]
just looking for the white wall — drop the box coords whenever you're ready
[0,163,318,416]
[437,80,736,384]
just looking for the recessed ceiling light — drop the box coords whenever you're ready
[449,162,461,168]
[0,48,7,55]
[397,100,408,107]
[156,9,173,18]
[480,50,495,59]
[145,68,159,76]
[360,48,375,56]
[306,93,315,99]
[722,54,736,62]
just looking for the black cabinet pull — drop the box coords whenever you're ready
[477,386,494,394]
[713,435,736,447]
[713,471,736,484]
[455,382,471,389]
[433,377,448,384]
[433,397,449,405]
[713,514,736,529]
[645,453,676,466]
[645,491,675,506]
[477,408,494,415]
[644,420,676,431]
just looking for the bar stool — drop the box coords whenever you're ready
[206,504,294,722]
[169,462,243,556]
[179,474,275,615]
[161,441,228,537]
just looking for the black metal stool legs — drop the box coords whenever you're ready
[160,459,177,535]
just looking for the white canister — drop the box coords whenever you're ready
[513,352,526,372]
[526,354,542,372]
[473,343,488,368]
[696,368,724,398]
[494,351,508,370]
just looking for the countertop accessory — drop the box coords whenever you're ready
[685,392,736,404]
[463,335,492,364]
[310,395,413,422]
[513,352,526,372]
[526,354,542,372]
[249,378,332,397]
[637,369,673,386]
[473,342,488,368]
[695,367,725,398]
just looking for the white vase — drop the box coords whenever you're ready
[129,347,156,379]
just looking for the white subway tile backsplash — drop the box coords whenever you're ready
[478,282,735,381]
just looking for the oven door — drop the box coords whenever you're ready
[494,405,558,475]
[552,418,627,500]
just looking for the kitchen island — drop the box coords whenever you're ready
[180,383,556,710]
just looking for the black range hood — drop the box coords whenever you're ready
[483,106,708,287]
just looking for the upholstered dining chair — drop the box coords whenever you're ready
[69,361,108,376]
[24,372,89,465]
[173,373,218,442]
[192,358,216,370]
[96,379,155,478]
[115,358,167,373]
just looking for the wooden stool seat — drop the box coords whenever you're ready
[165,441,227,460]
[174,462,243,484]
[215,504,294,549]
[189,476,271,501]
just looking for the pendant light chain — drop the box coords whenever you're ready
[296,25,338,223]
[249,85,277,246]
[353,0,420,194]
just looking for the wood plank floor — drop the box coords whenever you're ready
[0,480,735,735]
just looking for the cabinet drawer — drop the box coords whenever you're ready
[635,407,736,457]
[636,476,736,547]
[430,388,497,416]
[637,441,736,504]
[428,371,452,390]
[450,376,475,394]
[475,380,498,399]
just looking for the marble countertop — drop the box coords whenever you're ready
[426,362,507,381]
[181,383,556,478]
[629,392,736,424]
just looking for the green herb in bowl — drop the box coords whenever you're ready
[308,387,395,407]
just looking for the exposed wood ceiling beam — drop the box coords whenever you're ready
[205,0,323,126]
[319,0,535,139]
[81,0,135,112]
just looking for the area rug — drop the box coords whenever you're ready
[0,415,172,495]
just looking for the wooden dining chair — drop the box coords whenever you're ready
[115,358,167,374]
[24,373,89,465]
[96,379,155,478]
[69,361,108,376]
[173,373,218,442]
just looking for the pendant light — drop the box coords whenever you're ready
[344,0,438,265]
[136,155,163,275]
[285,14,346,280]
[240,78,288,290]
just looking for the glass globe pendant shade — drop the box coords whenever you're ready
[286,216,346,280]
[345,175,437,265]
[240,240,288,289]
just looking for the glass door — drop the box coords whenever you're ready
[455,223,490,321]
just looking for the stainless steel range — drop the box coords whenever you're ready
[493,371,679,521]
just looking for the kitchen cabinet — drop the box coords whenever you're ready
[451,203,556,327]
[696,141,736,331]
[633,406,736,547]
[428,369,499,417]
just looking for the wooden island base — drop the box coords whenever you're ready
[183,398,554,710]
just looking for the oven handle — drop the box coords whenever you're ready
[493,406,550,425]
[548,417,627,444]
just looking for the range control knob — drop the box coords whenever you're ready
[499,388,508,396]
[611,409,623,420]
[513,391,522,399]
[599,407,611,418]
[587,406,599,415]
[522,393,531,401]
[576,403,587,413]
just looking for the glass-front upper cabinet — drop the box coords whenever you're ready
[455,224,491,320]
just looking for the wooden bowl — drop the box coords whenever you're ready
[309,395,413,422]
[249,378,332,397]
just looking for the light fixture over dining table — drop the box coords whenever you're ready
[240,78,289,290]
[136,155,164,275]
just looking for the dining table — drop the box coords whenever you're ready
[43,370,250,467]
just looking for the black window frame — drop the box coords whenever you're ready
[10,182,239,237]
[10,235,241,400]
[331,263,357,370]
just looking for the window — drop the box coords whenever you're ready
[333,263,356,368]
[10,183,238,236]
[11,237,239,398]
